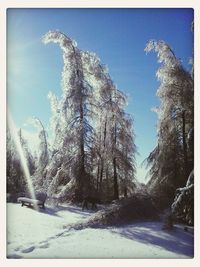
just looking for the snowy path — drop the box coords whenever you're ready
[7,203,194,259]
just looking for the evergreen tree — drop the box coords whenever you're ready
[7,128,35,196]
[41,31,137,201]
[42,31,96,200]
[145,40,194,207]
[29,117,49,188]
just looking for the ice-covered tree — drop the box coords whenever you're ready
[171,21,194,223]
[42,31,96,200]
[108,89,136,199]
[116,113,136,198]
[82,52,137,200]
[171,170,194,225]
[29,117,49,188]
[41,31,137,202]
[7,128,35,196]
[7,128,26,195]
[18,129,35,176]
[145,40,194,206]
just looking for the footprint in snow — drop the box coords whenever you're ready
[39,242,49,249]
[14,246,22,252]
[21,246,35,253]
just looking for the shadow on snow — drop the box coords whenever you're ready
[24,203,95,218]
[112,222,194,257]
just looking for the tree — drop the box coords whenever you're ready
[18,129,35,176]
[171,170,194,225]
[42,31,96,200]
[145,40,194,207]
[82,51,137,200]
[7,128,35,196]
[29,117,49,188]
[7,128,25,195]
[42,31,137,202]
[171,22,194,224]
[35,118,49,171]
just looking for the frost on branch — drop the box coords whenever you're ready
[145,40,180,67]
[42,31,77,53]
[41,30,137,202]
[28,117,49,189]
[171,170,194,225]
[145,39,194,208]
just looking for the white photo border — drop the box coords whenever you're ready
[1,1,199,266]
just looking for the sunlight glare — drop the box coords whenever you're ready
[8,109,38,211]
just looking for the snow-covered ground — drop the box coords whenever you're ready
[7,203,194,259]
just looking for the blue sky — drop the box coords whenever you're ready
[7,8,193,182]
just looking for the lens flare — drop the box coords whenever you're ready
[8,110,38,210]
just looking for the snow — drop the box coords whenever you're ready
[7,203,194,259]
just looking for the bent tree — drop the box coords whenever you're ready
[42,31,137,201]
[145,40,194,207]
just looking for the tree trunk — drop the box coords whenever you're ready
[106,166,109,195]
[99,160,104,191]
[99,118,107,191]
[113,157,119,199]
[182,110,188,180]
[96,160,100,191]
[76,79,86,201]
[80,99,85,176]
[124,186,128,198]
[113,122,119,200]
